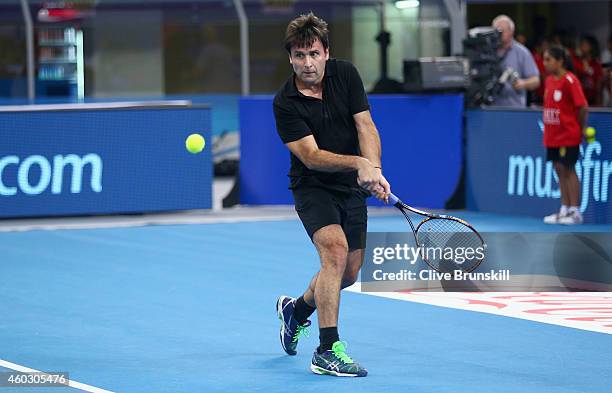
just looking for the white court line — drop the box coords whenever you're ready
[0,359,114,393]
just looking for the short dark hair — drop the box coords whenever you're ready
[546,45,574,72]
[284,12,329,54]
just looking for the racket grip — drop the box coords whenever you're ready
[388,193,399,205]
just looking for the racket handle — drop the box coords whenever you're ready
[388,193,399,205]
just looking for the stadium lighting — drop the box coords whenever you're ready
[395,0,420,9]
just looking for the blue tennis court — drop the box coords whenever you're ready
[2,2,612,391]
[1,212,610,393]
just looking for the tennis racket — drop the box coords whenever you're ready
[388,193,486,273]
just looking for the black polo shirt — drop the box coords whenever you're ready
[273,58,370,192]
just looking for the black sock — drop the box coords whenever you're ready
[293,296,316,325]
[318,327,339,353]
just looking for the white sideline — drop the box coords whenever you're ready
[0,359,114,393]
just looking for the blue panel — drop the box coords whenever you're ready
[466,109,612,224]
[239,94,464,208]
[370,95,463,208]
[0,107,212,217]
[239,95,290,205]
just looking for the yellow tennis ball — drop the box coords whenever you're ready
[185,133,205,154]
[585,127,596,138]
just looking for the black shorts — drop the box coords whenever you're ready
[292,185,367,250]
[546,145,580,167]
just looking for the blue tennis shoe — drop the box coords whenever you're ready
[276,295,311,355]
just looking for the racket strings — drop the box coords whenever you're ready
[400,209,417,233]
[416,218,484,272]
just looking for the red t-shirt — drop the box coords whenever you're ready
[543,72,588,147]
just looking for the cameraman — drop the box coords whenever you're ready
[491,15,540,107]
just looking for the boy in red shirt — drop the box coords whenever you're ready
[542,45,589,224]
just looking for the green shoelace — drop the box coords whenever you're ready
[291,324,310,343]
[331,341,354,364]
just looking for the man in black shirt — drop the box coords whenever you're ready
[274,12,390,377]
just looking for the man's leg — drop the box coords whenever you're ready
[342,249,364,288]
[297,191,366,345]
[308,235,368,377]
[280,187,367,375]
[278,224,347,355]
[298,227,363,350]
[299,274,317,310]
[297,248,363,318]
[312,225,348,339]
[278,187,344,356]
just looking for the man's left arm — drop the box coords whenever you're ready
[515,75,540,91]
[514,48,541,91]
[353,110,390,201]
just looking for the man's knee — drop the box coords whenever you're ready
[314,226,349,272]
[319,238,349,270]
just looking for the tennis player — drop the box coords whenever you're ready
[273,12,390,377]
[542,45,589,224]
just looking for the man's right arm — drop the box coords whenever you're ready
[275,97,382,193]
[286,135,382,191]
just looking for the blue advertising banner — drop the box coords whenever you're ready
[0,103,212,218]
[466,108,612,224]
[240,94,464,208]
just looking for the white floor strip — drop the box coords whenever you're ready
[0,359,114,393]
[0,213,300,233]
[348,284,612,335]
[0,206,395,233]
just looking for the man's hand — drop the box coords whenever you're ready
[513,75,540,91]
[357,159,390,202]
[356,158,378,190]
[373,172,391,203]
[512,79,525,90]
